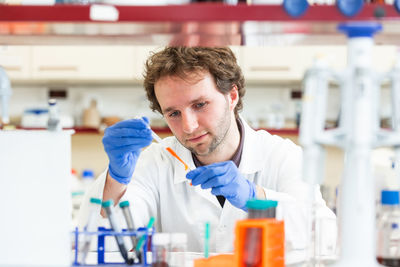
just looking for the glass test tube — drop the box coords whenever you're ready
[102,199,133,265]
[80,197,102,265]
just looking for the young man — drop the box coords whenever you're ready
[80,47,336,253]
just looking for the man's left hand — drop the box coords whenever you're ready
[186,161,256,211]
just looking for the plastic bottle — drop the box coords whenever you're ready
[71,168,84,221]
[47,98,61,131]
[81,169,95,191]
[376,190,400,266]
[169,233,187,267]
[152,233,170,267]
[82,99,101,129]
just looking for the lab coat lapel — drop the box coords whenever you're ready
[171,140,222,209]
[237,117,265,177]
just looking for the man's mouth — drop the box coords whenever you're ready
[187,133,208,143]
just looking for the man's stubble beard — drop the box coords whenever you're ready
[187,100,231,157]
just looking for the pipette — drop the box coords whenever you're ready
[151,130,192,172]
[204,222,210,259]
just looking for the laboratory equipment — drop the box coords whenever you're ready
[151,129,192,171]
[80,197,102,265]
[119,200,140,262]
[82,169,95,189]
[247,199,277,219]
[204,222,210,259]
[244,199,278,267]
[101,199,133,265]
[136,216,156,253]
[152,233,170,267]
[82,99,101,128]
[300,22,400,267]
[0,130,73,266]
[235,216,285,267]
[0,66,11,126]
[169,233,187,267]
[47,98,62,131]
[376,190,400,266]
[72,225,153,266]
[194,254,235,267]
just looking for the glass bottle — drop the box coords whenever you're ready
[169,233,187,267]
[47,98,61,131]
[152,233,170,267]
[377,190,400,266]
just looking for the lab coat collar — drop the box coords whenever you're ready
[171,115,265,185]
[237,116,266,175]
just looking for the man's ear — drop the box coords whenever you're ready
[229,84,239,111]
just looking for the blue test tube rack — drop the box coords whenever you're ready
[72,226,154,266]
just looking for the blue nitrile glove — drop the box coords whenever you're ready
[102,117,153,185]
[186,161,256,211]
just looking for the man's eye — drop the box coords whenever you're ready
[169,111,180,118]
[195,102,206,109]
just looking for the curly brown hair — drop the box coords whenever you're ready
[143,47,245,118]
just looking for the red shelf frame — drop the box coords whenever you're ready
[0,3,399,22]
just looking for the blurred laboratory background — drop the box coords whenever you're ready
[2,1,400,266]
[2,44,399,218]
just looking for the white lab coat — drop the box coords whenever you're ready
[79,118,336,253]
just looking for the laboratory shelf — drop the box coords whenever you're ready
[0,3,400,45]
[0,3,399,22]
[15,126,99,133]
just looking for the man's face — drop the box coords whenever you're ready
[154,71,237,157]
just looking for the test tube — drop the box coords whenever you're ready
[102,199,133,265]
[80,197,102,265]
[119,200,139,262]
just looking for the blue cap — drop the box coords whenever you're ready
[336,0,363,17]
[337,22,382,38]
[381,190,400,205]
[395,0,400,13]
[102,199,114,208]
[246,199,278,210]
[82,169,94,179]
[25,109,48,115]
[283,0,308,18]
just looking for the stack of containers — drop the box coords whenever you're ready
[235,199,284,267]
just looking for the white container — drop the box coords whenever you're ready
[169,233,187,267]
[152,233,170,266]
[0,130,73,266]
[376,190,400,266]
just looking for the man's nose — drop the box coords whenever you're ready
[182,112,198,134]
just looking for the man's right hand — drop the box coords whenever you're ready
[102,117,153,185]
